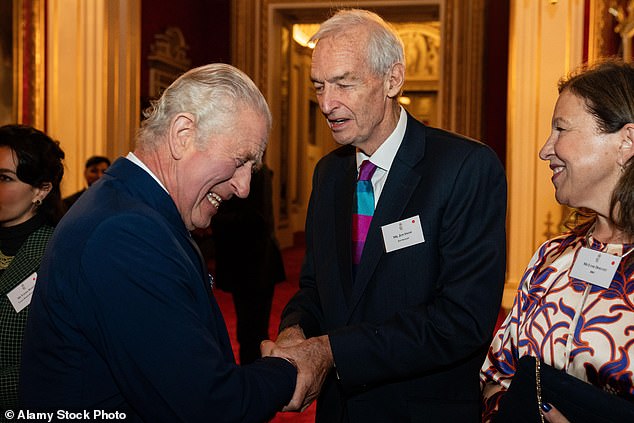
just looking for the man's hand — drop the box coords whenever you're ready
[261,332,334,412]
[261,325,305,356]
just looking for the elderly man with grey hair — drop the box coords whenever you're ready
[263,9,507,422]
[19,63,318,423]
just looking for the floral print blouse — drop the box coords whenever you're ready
[480,231,634,421]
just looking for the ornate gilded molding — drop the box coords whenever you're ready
[434,0,486,137]
[148,27,191,98]
[399,23,441,82]
[231,0,262,87]
[442,0,454,130]
[610,0,634,61]
[14,0,45,128]
[588,0,624,62]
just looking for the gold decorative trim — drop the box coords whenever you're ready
[14,0,44,128]
[589,0,625,62]
[148,27,191,98]
[609,0,634,62]
[588,0,608,61]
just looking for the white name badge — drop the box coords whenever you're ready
[7,272,37,313]
[382,215,425,253]
[570,247,621,289]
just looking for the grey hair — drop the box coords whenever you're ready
[137,63,272,150]
[309,9,405,76]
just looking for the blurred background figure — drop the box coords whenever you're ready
[0,124,64,412]
[63,155,110,210]
[211,163,286,364]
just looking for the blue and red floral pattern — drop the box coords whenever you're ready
[480,232,634,421]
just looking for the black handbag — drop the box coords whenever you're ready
[494,355,634,423]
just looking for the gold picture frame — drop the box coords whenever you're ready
[2,0,45,128]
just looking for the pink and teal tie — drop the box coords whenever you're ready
[352,160,377,267]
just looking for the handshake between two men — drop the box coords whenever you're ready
[261,325,334,412]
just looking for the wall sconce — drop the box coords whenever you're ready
[292,24,320,48]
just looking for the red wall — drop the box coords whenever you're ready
[482,0,510,168]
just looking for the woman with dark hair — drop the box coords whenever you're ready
[0,124,64,410]
[480,59,634,422]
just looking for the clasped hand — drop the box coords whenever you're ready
[261,325,333,412]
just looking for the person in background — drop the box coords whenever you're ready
[211,163,286,364]
[262,8,507,421]
[0,124,64,413]
[481,59,634,422]
[62,155,110,210]
[19,64,324,422]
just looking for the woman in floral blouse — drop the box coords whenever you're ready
[481,59,634,422]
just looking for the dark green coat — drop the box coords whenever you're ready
[0,225,54,410]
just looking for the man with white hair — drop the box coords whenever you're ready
[19,63,317,423]
[263,9,507,422]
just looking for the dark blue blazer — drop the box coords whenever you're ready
[280,114,507,422]
[19,158,295,422]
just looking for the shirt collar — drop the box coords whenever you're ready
[126,152,169,193]
[356,106,407,172]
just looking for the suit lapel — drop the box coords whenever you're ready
[109,159,233,357]
[346,116,427,321]
[187,233,234,360]
[334,157,357,304]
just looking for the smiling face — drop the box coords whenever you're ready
[310,28,403,155]
[170,108,268,231]
[539,89,625,214]
[0,146,50,227]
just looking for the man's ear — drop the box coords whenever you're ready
[168,113,196,160]
[385,62,405,99]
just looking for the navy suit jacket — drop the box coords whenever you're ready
[280,114,507,422]
[19,158,295,422]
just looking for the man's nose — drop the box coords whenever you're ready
[231,165,252,198]
[319,85,337,115]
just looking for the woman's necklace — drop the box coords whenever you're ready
[0,249,14,270]
[586,221,634,246]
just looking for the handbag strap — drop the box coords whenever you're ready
[535,359,545,423]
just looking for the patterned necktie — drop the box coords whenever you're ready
[352,160,378,267]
